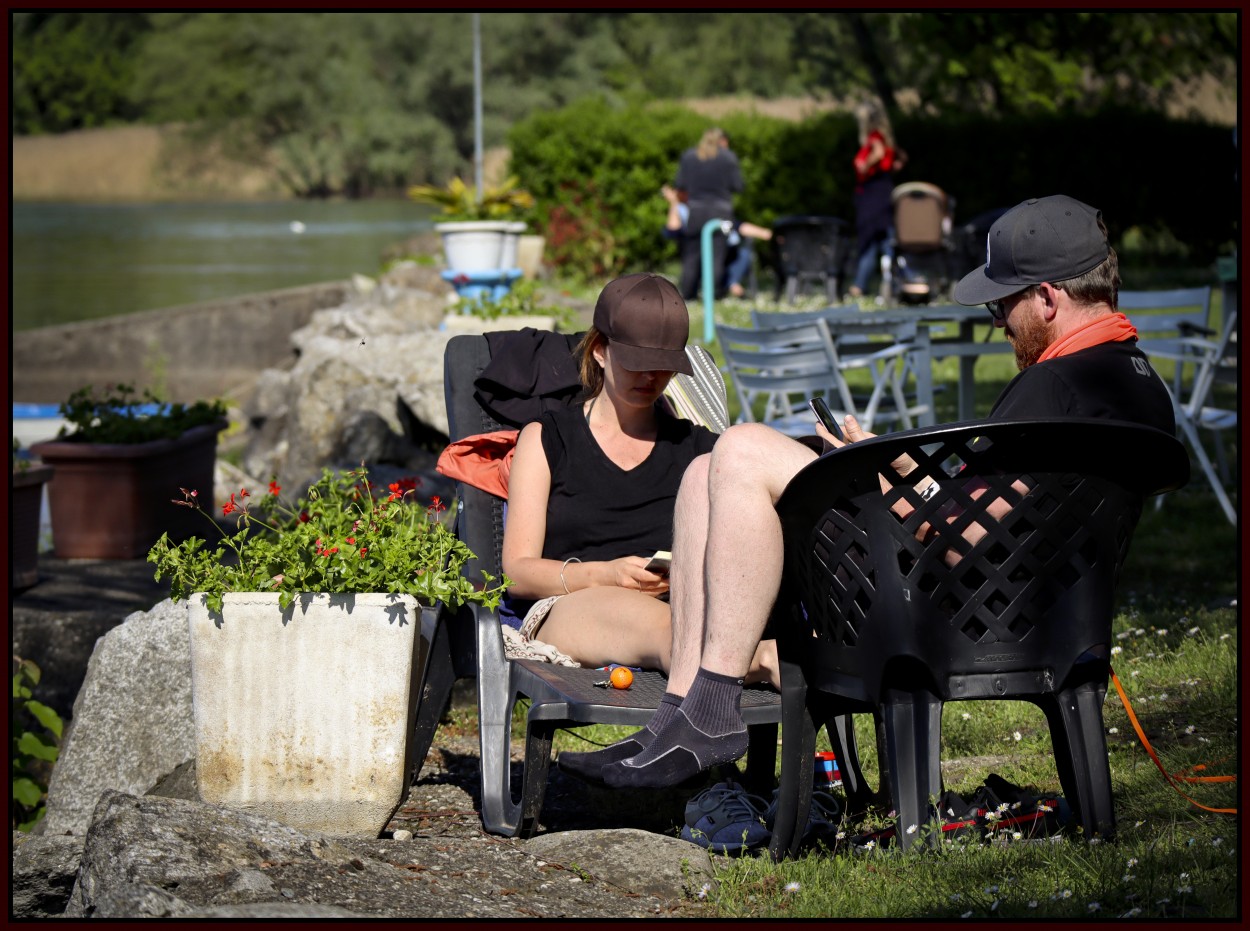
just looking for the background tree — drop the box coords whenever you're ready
[10,10,1237,199]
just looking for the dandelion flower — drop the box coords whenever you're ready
[1157,628,1168,636]
[1213,837,1223,847]
[1219,633,1231,641]
[1061,889,1073,899]
[1088,902,1101,912]
[1111,645,1123,655]
[961,712,972,720]
[906,824,917,835]
[785,881,801,894]
[1012,831,1023,840]
[1187,626,1199,636]
[1159,693,1169,700]
[1013,731,1023,742]
[698,882,711,899]
[1185,725,1196,734]
[1108,727,1119,734]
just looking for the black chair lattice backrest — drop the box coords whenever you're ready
[771,215,850,303]
[765,419,1189,857]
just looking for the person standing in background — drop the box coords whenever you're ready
[662,184,771,298]
[848,103,907,300]
[673,128,744,301]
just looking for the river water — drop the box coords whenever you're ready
[12,199,436,331]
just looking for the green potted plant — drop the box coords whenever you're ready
[147,464,508,837]
[11,439,54,590]
[29,384,228,560]
[407,175,535,272]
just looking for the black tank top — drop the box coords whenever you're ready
[537,403,718,563]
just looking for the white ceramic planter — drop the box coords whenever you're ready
[435,220,509,272]
[188,592,431,836]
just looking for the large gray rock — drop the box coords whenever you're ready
[11,832,85,918]
[524,828,715,901]
[41,598,195,837]
[64,792,692,919]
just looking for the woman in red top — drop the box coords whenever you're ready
[849,103,906,299]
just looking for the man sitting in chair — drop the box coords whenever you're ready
[559,194,1178,789]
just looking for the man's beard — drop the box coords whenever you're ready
[1006,312,1055,370]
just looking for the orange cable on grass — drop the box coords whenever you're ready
[1110,668,1237,815]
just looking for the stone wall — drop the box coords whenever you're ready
[12,281,352,405]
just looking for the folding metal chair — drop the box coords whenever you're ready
[753,306,935,430]
[717,319,862,437]
[1155,310,1238,524]
[1119,287,1214,395]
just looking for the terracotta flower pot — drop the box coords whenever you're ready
[30,421,225,560]
[12,463,54,589]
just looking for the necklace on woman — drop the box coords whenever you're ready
[584,397,596,423]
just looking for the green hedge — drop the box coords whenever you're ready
[509,98,1237,281]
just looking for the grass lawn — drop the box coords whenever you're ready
[467,269,1238,918]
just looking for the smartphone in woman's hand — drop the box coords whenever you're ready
[808,397,845,441]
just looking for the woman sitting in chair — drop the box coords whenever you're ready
[501,273,715,672]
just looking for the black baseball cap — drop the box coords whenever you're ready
[592,273,694,375]
[953,195,1109,305]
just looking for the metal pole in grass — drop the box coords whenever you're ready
[701,219,725,344]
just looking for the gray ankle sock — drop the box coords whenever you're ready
[647,691,684,735]
[678,668,745,735]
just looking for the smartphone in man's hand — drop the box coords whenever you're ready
[808,397,845,441]
[644,550,672,574]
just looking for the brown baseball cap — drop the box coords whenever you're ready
[592,273,694,375]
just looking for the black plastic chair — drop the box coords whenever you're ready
[770,215,851,303]
[412,333,781,838]
[764,419,1190,857]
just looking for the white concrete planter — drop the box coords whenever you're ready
[187,592,431,836]
[516,234,547,279]
[435,220,509,272]
[499,221,528,270]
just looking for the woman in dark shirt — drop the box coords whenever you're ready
[502,273,716,670]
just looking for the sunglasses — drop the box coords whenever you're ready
[985,299,1009,322]
[985,288,1033,322]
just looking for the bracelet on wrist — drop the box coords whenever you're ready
[560,557,582,595]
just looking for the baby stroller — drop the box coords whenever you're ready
[888,182,955,304]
